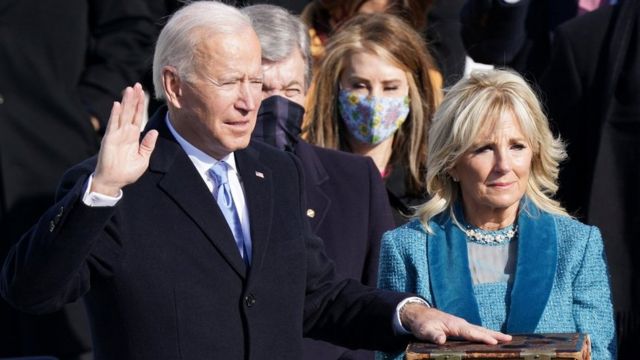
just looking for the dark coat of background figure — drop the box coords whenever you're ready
[0,0,155,358]
[540,1,640,358]
[461,0,583,83]
[239,0,311,14]
[426,0,468,87]
[294,142,396,360]
[1,109,411,359]
[385,166,430,227]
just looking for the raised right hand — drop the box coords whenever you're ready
[91,83,158,196]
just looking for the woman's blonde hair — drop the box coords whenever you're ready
[304,13,440,194]
[416,69,568,232]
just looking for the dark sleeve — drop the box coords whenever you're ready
[540,25,583,132]
[0,160,118,314]
[460,0,531,64]
[426,0,468,86]
[362,157,396,287]
[79,0,157,127]
[288,153,411,352]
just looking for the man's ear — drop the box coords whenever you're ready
[162,66,183,109]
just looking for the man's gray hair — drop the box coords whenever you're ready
[152,1,253,100]
[242,4,312,90]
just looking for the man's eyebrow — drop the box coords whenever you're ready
[285,80,303,87]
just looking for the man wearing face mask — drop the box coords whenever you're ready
[242,5,396,360]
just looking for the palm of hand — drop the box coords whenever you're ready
[92,84,158,196]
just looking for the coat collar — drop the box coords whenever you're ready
[143,108,274,280]
[427,198,557,332]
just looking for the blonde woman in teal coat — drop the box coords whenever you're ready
[377,70,616,359]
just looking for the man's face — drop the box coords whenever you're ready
[169,27,264,159]
[261,47,307,106]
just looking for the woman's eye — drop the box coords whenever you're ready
[384,86,399,91]
[473,145,492,154]
[512,143,527,150]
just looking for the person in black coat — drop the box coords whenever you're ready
[0,0,155,357]
[540,1,640,357]
[243,5,395,359]
[0,2,511,359]
[460,0,612,83]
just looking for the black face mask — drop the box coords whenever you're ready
[253,95,305,152]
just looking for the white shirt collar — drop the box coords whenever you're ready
[164,113,238,178]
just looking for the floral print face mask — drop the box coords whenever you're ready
[338,90,410,145]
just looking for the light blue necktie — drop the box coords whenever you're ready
[209,161,250,266]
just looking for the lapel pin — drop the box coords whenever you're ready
[255,171,264,178]
[306,209,315,218]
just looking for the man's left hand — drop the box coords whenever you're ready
[401,302,512,345]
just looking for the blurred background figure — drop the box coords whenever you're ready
[242,5,396,358]
[301,0,431,59]
[377,69,616,360]
[0,0,155,358]
[301,0,471,88]
[241,0,311,13]
[461,0,617,84]
[304,13,441,225]
[424,0,468,87]
[540,0,640,357]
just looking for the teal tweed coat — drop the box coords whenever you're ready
[377,201,616,359]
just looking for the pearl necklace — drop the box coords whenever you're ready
[463,224,518,245]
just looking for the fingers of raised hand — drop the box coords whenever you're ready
[139,130,159,159]
[120,83,145,128]
[106,83,145,134]
[106,101,122,135]
[132,83,147,128]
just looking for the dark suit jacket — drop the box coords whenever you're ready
[540,2,640,357]
[1,110,410,359]
[0,0,155,356]
[295,141,394,287]
[292,142,395,360]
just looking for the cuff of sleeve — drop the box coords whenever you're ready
[393,297,431,335]
[82,174,122,207]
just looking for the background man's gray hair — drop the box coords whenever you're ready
[242,4,312,90]
[152,1,253,100]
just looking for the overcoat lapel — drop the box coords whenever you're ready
[235,144,273,276]
[293,142,330,232]
[428,211,483,326]
[146,110,247,278]
[506,201,557,333]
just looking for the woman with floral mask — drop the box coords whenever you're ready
[305,13,441,225]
